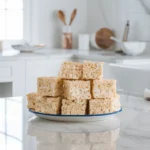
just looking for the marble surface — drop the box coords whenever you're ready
[1,49,150,66]
[0,94,150,150]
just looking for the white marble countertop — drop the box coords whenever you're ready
[0,94,150,150]
[1,49,150,66]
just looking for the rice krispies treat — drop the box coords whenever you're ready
[63,80,91,100]
[26,92,37,110]
[59,61,82,79]
[61,99,87,115]
[92,79,116,98]
[37,77,62,97]
[89,95,120,114]
[35,97,61,114]
[83,61,103,79]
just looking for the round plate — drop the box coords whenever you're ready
[29,108,122,122]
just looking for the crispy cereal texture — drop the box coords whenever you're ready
[26,92,37,110]
[63,80,91,100]
[61,99,87,115]
[83,61,103,79]
[92,79,116,98]
[37,77,62,97]
[59,61,82,79]
[89,95,120,114]
[35,96,61,114]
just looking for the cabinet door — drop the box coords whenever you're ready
[0,61,25,97]
[26,59,67,93]
[13,61,25,96]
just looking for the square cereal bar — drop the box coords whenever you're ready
[61,99,87,115]
[89,95,120,114]
[26,92,37,110]
[37,77,62,96]
[59,61,82,79]
[35,96,61,114]
[83,61,103,79]
[63,80,91,100]
[92,79,116,98]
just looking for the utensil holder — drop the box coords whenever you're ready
[62,26,72,49]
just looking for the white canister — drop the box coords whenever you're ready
[78,34,90,50]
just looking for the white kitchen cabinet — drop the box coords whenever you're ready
[0,61,25,97]
[109,64,150,94]
[13,61,25,96]
[26,58,69,93]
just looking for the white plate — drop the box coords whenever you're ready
[29,108,122,122]
[12,45,45,52]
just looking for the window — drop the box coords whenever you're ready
[0,0,23,40]
[0,97,23,150]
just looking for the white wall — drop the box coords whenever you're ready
[30,0,150,51]
[87,0,150,52]
[31,0,87,48]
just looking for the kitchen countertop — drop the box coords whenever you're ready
[0,94,150,150]
[1,49,150,65]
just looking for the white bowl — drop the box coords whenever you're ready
[90,33,101,49]
[121,42,146,56]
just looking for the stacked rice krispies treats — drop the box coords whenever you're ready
[63,80,91,100]
[26,92,37,110]
[61,99,87,115]
[92,79,116,99]
[35,96,61,114]
[83,61,103,79]
[59,61,82,79]
[37,77,63,97]
[89,95,120,114]
[27,60,120,115]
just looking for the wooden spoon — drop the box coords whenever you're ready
[58,10,67,25]
[69,9,77,25]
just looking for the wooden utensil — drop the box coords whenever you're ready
[58,10,67,25]
[95,28,115,49]
[69,9,77,25]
